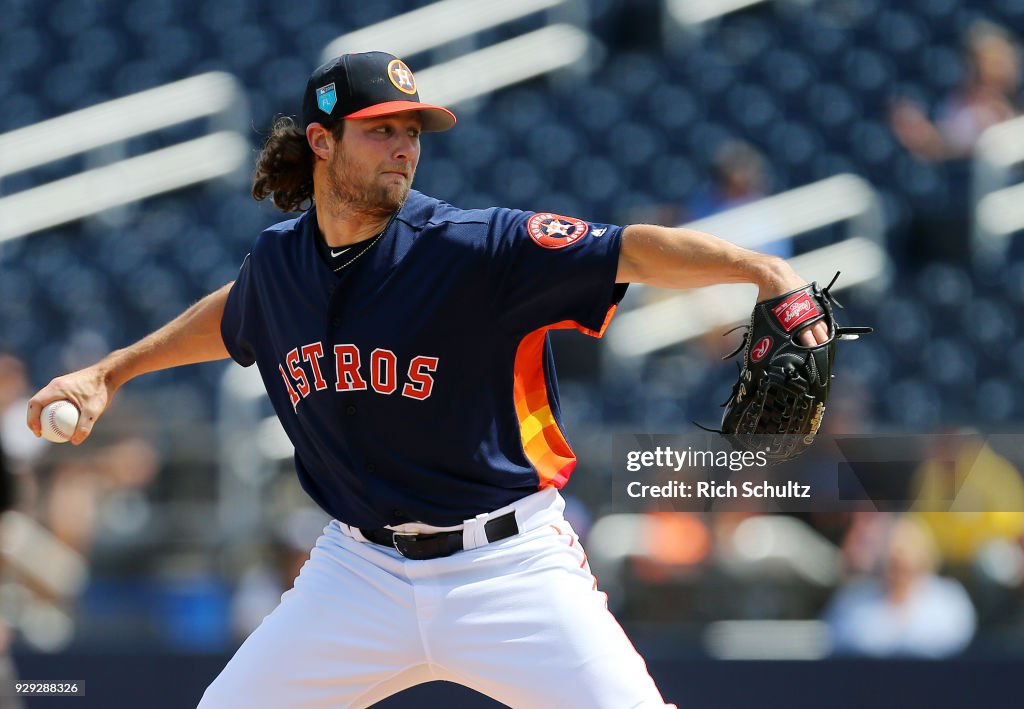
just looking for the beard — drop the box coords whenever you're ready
[324,147,413,220]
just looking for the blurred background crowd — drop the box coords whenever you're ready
[3,0,1024,705]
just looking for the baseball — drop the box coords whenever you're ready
[40,401,80,443]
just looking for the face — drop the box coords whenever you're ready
[972,35,1020,92]
[324,112,422,217]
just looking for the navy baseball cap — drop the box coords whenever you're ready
[301,52,456,133]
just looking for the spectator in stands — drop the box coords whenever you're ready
[912,433,1024,567]
[887,20,1021,264]
[0,351,45,470]
[911,433,1024,622]
[687,140,771,218]
[685,140,789,258]
[824,515,976,658]
[890,20,1020,161]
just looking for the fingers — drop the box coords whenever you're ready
[70,409,96,446]
[25,397,43,438]
[813,320,829,344]
[25,382,74,439]
[797,321,830,347]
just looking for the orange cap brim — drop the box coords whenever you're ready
[344,100,457,132]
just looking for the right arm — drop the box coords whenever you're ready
[27,282,235,444]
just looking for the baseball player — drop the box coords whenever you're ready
[27,52,827,708]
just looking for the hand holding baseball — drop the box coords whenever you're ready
[27,362,118,445]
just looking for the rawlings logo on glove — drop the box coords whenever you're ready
[772,293,820,331]
[700,273,872,464]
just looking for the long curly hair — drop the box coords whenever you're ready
[252,116,344,213]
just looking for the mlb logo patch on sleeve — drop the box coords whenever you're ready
[526,213,590,249]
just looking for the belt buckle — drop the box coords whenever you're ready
[392,530,419,558]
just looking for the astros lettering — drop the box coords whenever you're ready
[277,341,438,410]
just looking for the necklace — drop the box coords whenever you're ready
[331,227,386,273]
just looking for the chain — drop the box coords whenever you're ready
[332,228,386,273]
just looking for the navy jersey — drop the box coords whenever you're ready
[221,190,627,528]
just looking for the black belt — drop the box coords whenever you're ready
[360,511,519,560]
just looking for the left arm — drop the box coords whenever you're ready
[616,223,828,345]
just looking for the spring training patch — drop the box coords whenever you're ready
[526,213,590,250]
[317,83,337,114]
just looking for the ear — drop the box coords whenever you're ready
[306,122,333,161]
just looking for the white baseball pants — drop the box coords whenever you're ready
[198,488,674,708]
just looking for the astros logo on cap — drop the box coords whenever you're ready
[387,59,417,95]
[526,213,590,249]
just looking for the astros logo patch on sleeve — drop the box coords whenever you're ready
[526,213,590,249]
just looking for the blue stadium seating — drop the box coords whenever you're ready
[1,0,1022,431]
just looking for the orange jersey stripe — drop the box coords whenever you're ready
[513,305,618,487]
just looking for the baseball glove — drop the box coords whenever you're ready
[704,273,872,463]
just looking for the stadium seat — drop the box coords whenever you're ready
[759,48,818,96]
[848,120,899,167]
[490,158,545,207]
[607,122,665,170]
[606,53,661,100]
[841,48,896,97]
[414,157,468,205]
[966,298,1016,346]
[196,0,250,35]
[268,0,341,30]
[926,338,977,387]
[648,84,701,131]
[766,120,825,170]
[794,13,850,60]
[0,92,43,132]
[918,44,963,93]
[646,155,699,202]
[916,263,973,306]
[259,55,310,103]
[724,83,780,132]
[571,86,627,134]
[717,15,775,65]
[875,10,930,56]
[975,378,1017,422]
[121,0,178,35]
[807,83,861,134]
[525,123,586,170]
[914,0,960,22]
[692,56,740,102]
[568,156,621,203]
[218,25,273,71]
[684,121,735,168]
[885,379,943,428]
[445,123,502,171]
